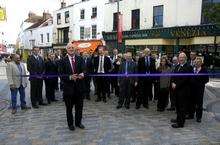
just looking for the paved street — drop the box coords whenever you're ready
[0,89,220,145]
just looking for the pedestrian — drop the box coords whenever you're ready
[111,48,120,97]
[170,52,193,128]
[7,54,31,114]
[60,43,85,131]
[136,48,156,109]
[167,56,178,111]
[82,52,93,100]
[27,47,46,108]
[44,52,58,104]
[93,45,112,103]
[117,52,137,109]
[190,57,209,123]
[157,56,171,112]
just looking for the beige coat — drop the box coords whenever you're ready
[6,62,28,88]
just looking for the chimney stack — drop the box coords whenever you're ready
[61,0,66,8]
[43,11,52,21]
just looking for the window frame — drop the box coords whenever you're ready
[65,11,69,23]
[153,5,164,27]
[57,13,61,25]
[80,26,85,40]
[80,9,85,20]
[92,25,97,39]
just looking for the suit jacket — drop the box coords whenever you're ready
[84,57,93,74]
[27,55,45,79]
[118,60,136,84]
[44,59,58,80]
[7,62,28,88]
[60,55,85,100]
[138,56,156,74]
[138,56,156,82]
[172,63,193,91]
[93,55,112,73]
[191,66,209,90]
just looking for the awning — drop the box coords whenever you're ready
[179,36,216,45]
[125,39,176,46]
[71,40,103,54]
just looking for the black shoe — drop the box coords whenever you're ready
[196,118,201,123]
[116,105,122,109]
[95,98,101,102]
[167,107,175,111]
[52,99,58,102]
[39,102,47,106]
[125,106,130,109]
[86,96,91,100]
[32,105,39,109]
[103,99,107,103]
[171,123,184,128]
[170,119,177,123]
[157,108,164,112]
[135,106,140,109]
[131,99,136,103]
[76,124,85,129]
[185,115,194,120]
[143,105,149,109]
[68,125,75,131]
[11,109,17,114]
[21,106,31,110]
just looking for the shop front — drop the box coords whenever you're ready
[102,24,220,56]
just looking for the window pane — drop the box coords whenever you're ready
[153,5,163,27]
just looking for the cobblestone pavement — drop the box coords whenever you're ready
[0,93,220,145]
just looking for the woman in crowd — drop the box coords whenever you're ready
[44,52,58,104]
[157,56,171,112]
[191,57,209,122]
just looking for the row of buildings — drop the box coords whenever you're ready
[18,0,220,60]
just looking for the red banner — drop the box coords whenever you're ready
[117,13,123,43]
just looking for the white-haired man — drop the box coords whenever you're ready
[171,52,193,128]
[60,43,85,131]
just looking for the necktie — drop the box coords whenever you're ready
[178,65,182,72]
[125,61,128,75]
[71,57,75,73]
[100,56,103,73]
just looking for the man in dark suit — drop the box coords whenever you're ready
[111,48,120,97]
[27,47,46,108]
[82,52,93,100]
[117,52,137,109]
[186,51,197,119]
[60,43,85,131]
[171,52,193,128]
[136,48,156,109]
[93,45,112,102]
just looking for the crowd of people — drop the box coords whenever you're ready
[5,43,210,130]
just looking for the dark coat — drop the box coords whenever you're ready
[118,60,136,84]
[191,66,209,93]
[138,56,156,82]
[93,55,112,73]
[27,55,45,80]
[44,59,58,80]
[60,55,85,101]
[172,63,193,94]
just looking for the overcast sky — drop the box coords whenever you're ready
[0,0,72,44]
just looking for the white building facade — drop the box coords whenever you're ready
[53,0,108,52]
[19,18,53,51]
[103,0,220,54]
